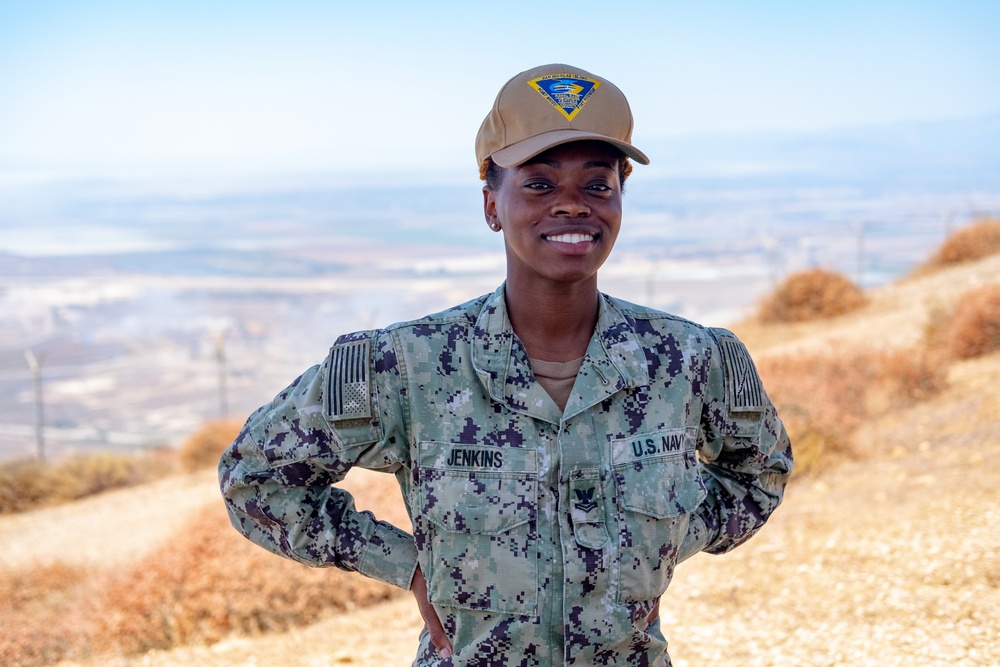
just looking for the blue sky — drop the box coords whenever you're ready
[1,1,998,180]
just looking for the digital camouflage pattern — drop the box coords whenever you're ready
[220,285,793,666]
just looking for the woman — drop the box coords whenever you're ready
[220,63,792,666]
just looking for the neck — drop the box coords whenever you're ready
[504,276,600,362]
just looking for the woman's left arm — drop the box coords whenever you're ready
[679,327,794,559]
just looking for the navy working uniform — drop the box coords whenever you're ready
[219,284,793,666]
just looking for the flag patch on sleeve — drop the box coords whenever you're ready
[717,335,764,412]
[328,339,371,420]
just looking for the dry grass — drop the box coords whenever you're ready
[941,284,1000,360]
[922,218,1000,270]
[0,450,175,515]
[0,419,241,516]
[1,502,403,665]
[758,268,866,323]
[176,420,244,472]
[41,354,1000,667]
[6,248,1000,666]
[758,347,947,477]
[89,504,402,656]
[0,563,91,667]
[0,417,405,666]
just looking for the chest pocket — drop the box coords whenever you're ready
[415,444,538,616]
[611,428,706,603]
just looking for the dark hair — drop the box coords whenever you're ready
[480,153,633,192]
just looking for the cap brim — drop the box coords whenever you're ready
[491,129,650,168]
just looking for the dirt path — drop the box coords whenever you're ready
[0,469,220,570]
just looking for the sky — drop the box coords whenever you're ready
[1,0,999,181]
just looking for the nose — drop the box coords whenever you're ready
[551,190,590,218]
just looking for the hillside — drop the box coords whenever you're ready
[3,254,999,667]
[733,253,1000,358]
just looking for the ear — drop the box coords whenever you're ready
[483,186,501,231]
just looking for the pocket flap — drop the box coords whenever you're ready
[614,451,706,519]
[418,443,537,535]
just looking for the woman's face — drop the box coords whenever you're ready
[484,141,623,290]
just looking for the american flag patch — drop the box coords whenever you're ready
[327,339,371,420]
[718,337,764,412]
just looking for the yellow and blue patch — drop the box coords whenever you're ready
[528,74,600,122]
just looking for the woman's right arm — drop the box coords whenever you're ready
[218,330,417,590]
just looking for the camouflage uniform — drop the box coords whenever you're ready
[220,285,792,666]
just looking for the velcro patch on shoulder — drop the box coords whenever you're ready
[712,329,764,413]
[327,338,372,421]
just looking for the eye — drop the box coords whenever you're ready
[586,181,614,193]
[524,180,553,191]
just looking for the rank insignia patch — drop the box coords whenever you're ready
[528,74,600,121]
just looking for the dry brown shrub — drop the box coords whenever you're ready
[90,503,402,655]
[941,284,1000,359]
[0,563,91,667]
[869,348,949,410]
[758,354,868,477]
[758,347,947,477]
[758,268,866,323]
[0,451,174,515]
[177,419,244,472]
[926,218,1000,268]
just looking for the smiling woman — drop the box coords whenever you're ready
[485,141,625,331]
[219,63,793,667]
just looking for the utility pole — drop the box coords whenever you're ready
[214,332,229,419]
[23,349,45,461]
[854,222,867,287]
[762,236,780,287]
[645,262,657,307]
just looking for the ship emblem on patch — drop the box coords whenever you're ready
[529,74,600,121]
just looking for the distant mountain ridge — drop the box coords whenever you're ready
[639,113,1000,187]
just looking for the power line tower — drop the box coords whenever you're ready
[854,222,867,287]
[23,349,46,461]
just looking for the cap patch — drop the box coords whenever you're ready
[528,74,600,122]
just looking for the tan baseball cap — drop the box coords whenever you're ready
[475,63,649,169]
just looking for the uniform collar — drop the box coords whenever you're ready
[472,284,650,425]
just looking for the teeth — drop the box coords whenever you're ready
[546,233,594,244]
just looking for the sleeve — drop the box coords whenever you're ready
[217,328,418,590]
[679,326,793,559]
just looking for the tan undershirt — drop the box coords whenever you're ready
[529,357,584,412]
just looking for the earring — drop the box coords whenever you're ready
[490,223,501,231]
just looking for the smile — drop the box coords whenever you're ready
[544,233,596,244]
